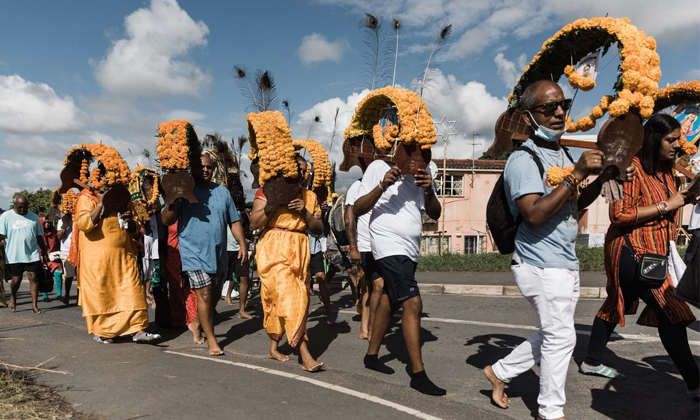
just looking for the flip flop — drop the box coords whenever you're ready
[301,362,324,372]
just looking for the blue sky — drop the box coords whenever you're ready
[0,0,698,209]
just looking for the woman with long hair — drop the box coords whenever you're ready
[581,113,699,400]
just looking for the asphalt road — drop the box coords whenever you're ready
[1,282,699,420]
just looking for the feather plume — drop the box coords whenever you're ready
[305,115,322,139]
[282,100,294,123]
[387,18,401,87]
[255,70,278,112]
[232,65,262,112]
[328,107,340,154]
[416,22,452,98]
[360,13,383,90]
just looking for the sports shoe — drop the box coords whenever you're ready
[580,362,626,379]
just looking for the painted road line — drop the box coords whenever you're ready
[337,310,700,346]
[165,350,443,420]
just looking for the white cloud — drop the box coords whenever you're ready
[94,0,211,97]
[494,52,527,88]
[0,75,86,133]
[0,160,21,171]
[319,0,700,60]
[165,109,206,123]
[298,33,350,64]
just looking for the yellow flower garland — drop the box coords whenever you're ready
[156,120,196,172]
[546,166,574,187]
[345,86,437,153]
[65,143,132,190]
[58,190,77,214]
[131,166,161,207]
[654,81,700,112]
[292,140,331,188]
[511,17,661,133]
[247,111,298,186]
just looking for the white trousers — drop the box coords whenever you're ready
[492,260,580,419]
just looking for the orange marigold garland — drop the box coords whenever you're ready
[247,111,298,186]
[65,143,132,191]
[156,120,200,172]
[511,17,661,133]
[547,166,574,187]
[680,136,698,156]
[292,140,331,188]
[130,166,161,207]
[345,86,437,153]
[58,190,77,214]
[654,81,700,112]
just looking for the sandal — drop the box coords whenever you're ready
[132,332,162,343]
[93,336,113,344]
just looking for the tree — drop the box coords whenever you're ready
[12,188,54,216]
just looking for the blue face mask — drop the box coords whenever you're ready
[527,111,564,142]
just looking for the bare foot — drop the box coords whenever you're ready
[32,306,43,314]
[224,296,234,307]
[484,365,509,409]
[301,359,324,372]
[270,350,290,362]
[8,297,16,312]
[237,311,255,319]
[358,330,370,340]
[188,322,204,345]
[208,343,225,356]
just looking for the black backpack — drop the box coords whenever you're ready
[487,147,544,254]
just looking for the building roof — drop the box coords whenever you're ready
[432,159,506,171]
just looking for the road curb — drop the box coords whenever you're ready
[313,282,608,299]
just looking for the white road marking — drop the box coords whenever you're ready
[338,310,700,346]
[165,350,443,420]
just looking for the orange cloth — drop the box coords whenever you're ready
[256,189,320,347]
[74,194,148,338]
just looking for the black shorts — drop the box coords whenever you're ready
[227,251,250,279]
[309,252,325,275]
[375,255,420,304]
[8,261,41,278]
[361,252,382,282]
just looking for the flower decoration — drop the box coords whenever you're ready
[130,166,161,207]
[65,143,132,191]
[345,86,437,153]
[58,190,77,214]
[654,81,700,112]
[156,120,201,172]
[547,166,574,187]
[292,140,331,188]
[247,111,298,186]
[679,136,698,157]
[510,17,661,133]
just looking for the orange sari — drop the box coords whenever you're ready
[256,189,320,347]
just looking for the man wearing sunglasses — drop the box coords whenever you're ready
[484,80,606,420]
[162,154,248,356]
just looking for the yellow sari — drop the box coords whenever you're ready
[256,189,320,347]
[75,194,148,338]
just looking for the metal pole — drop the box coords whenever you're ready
[441,134,447,254]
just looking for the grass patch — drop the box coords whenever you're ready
[0,367,99,420]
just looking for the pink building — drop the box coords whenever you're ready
[421,159,693,255]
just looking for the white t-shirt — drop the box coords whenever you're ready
[56,218,73,253]
[359,160,437,262]
[144,214,160,259]
[345,180,371,253]
[689,203,700,231]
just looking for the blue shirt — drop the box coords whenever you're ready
[0,210,44,264]
[504,139,579,270]
[176,183,239,274]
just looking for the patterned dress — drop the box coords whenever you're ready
[597,157,695,327]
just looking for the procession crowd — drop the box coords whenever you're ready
[1,80,699,420]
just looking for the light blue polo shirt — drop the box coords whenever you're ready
[0,210,44,264]
[176,183,239,274]
[504,139,579,270]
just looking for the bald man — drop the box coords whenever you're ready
[0,195,48,313]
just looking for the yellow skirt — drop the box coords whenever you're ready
[85,310,149,338]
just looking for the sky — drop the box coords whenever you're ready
[0,0,698,209]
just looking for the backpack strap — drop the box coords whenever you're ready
[561,145,575,166]
[515,146,545,177]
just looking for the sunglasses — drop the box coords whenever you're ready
[529,99,572,116]
[201,165,214,170]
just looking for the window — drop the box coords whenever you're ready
[435,174,463,196]
[464,236,482,254]
[420,236,451,255]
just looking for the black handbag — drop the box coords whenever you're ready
[623,233,668,288]
[37,265,54,294]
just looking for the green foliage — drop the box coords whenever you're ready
[479,150,512,161]
[11,188,54,217]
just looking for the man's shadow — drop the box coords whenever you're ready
[216,295,266,349]
[464,333,541,417]
[306,293,353,357]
